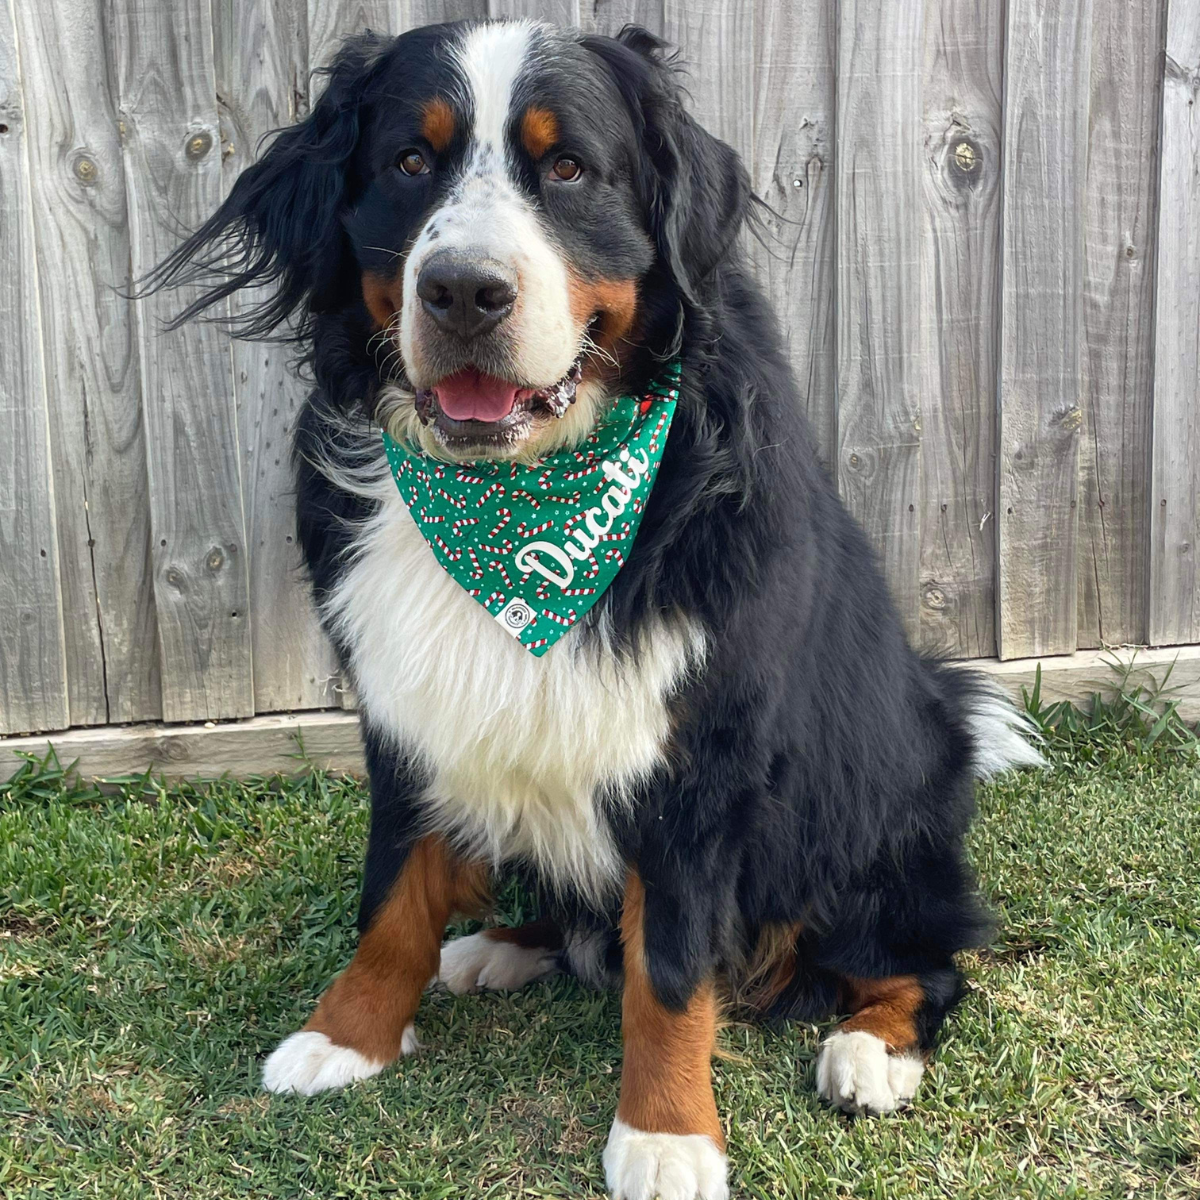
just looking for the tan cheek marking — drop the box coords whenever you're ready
[304,836,489,1062]
[421,96,455,153]
[838,975,926,1053]
[567,275,639,350]
[362,270,404,332]
[521,106,559,160]
[616,871,725,1147]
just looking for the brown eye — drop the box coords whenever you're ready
[398,149,429,176]
[550,156,582,182]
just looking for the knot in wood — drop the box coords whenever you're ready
[73,154,98,186]
[186,131,213,161]
[953,141,978,173]
[207,547,225,571]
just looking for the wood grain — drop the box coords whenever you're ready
[109,0,254,721]
[996,0,1092,659]
[1149,0,1200,646]
[0,710,365,781]
[12,645,1200,782]
[213,0,342,712]
[662,1,754,165]
[835,0,925,641]
[591,0,665,36]
[751,0,836,469]
[14,0,161,725]
[488,0,580,23]
[1076,0,1164,649]
[916,0,1004,659]
[0,7,69,735]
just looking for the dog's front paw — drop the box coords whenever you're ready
[261,1026,417,1095]
[438,930,559,995]
[815,1030,925,1115]
[602,1118,729,1200]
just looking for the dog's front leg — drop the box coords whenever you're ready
[262,833,488,1094]
[604,870,728,1200]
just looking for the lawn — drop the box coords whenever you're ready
[1,708,1198,1198]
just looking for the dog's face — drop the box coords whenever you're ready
[348,22,654,460]
[154,21,749,461]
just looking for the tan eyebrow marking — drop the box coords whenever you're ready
[421,97,455,153]
[521,106,559,160]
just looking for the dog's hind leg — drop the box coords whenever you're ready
[262,834,488,1095]
[438,918,564,994]
[815,966,964,1115]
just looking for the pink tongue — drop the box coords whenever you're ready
[434,369,521,422]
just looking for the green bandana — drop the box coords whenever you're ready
[383,362,680,656]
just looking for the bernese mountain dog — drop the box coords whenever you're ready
[150,19,1041,1200]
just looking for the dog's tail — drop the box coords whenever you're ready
[952,671,1045,778]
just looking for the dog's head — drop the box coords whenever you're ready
[154,20,749,461]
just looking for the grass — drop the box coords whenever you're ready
[1,683,1199,1198]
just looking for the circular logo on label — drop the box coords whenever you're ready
[496,598,533,634]
[504,603,531,629]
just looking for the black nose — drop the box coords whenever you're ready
[416,252,517,340]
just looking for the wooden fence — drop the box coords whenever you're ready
[2,0,1199,761]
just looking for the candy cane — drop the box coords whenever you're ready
[431,534,463,561]
[510,489,542,509]
[419,508,445,524]
[484,591,506,608]
[456,468,484,485]
[488,509,512,538]
[481,540,513,555]
[603,548,625,567]
[467,547,484,580]
[451,516,480,537]
[540,608,579,627]
[526,637,549,651]
[475,482,505,507]
[488,560,513,589]
[436,487,467,509]
[561,586,597,596]
[515,518,553,539]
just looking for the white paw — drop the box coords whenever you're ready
[603,1117,729,1200]
[815,1030,925,1115]
[438,930,559,995]
[261,1026,416,1095]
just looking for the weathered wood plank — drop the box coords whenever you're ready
[213,0,342,713]
[916,0,1004,659]
[751,0,836,468]
[109,0,254,721]
[13,642,1200,782]
[488,0,581,24]
[996,0,1092,659]
[1076,0,1164,649]
[308,1,404,74]
[0,8,69,735]
[835,0,924,641]
[15,0,161,726]
[0,710,365,781]
[1149,0,1200,646]
[591,0,665,36]
[662,1,754,165]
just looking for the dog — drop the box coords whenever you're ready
[151,20,1041,1200]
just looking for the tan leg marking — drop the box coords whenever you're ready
[616,871,724,1147]
[838,975,926,1053]
[304,835,488,1061]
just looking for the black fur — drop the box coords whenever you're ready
[151,21,1013,1052]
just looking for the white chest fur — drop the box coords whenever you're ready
[324,483,705,900]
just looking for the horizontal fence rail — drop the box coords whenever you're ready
[0,0,1198,739]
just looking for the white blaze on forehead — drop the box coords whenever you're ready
[399,19,581,392]
[451,20,541,167]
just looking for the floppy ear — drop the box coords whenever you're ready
[144,33,382,336]
[582,26,751,303]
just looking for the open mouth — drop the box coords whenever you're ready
[414,355,584,449]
